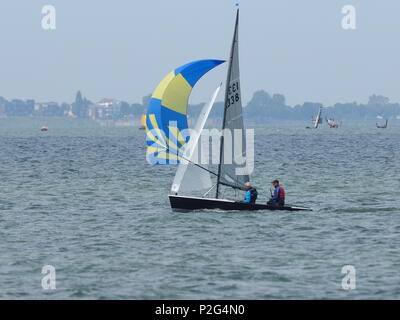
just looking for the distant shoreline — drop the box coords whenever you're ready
[0,116,398,127]
[1,91,400,122]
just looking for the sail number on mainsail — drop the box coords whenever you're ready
[226,81,240,108]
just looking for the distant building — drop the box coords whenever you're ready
[34,102,62,116]
[97,98,118,108]
[96,98,121,119]
[35,102,57,110]
[87,103,97,119]
[0,102,5,116]
[67,109,75,118]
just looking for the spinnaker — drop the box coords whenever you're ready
[146,59,225,165]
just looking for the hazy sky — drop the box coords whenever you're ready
[1,0,400,106]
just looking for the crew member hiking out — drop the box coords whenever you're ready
[242,182,258,204]
[268,180,285,207]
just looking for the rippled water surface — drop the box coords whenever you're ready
[0,118,399,299]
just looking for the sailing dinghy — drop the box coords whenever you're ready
[168,10,311,212]
[306,106,323,129]
[376,119,388,129]
[327,118,340,128]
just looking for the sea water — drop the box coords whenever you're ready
[0,118,399,299]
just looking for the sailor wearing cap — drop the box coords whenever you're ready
[242,182,258,204]
[269,180,285,207]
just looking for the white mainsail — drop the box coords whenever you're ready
[313,106,322,128]
[217,9,249,195]
[171,84,222,193]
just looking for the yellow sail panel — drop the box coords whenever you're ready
[152,71,175,100]
[161,74,192,115]
[156,151,181,161]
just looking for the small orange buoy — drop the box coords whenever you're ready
[40,126,48,132]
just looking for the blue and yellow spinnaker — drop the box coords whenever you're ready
[146,59,225,165]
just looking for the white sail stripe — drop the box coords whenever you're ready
[171,84,221,193]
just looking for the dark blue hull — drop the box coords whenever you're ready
[169,195,311,212]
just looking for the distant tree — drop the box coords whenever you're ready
[60,103,71,116]
[0,97,8,115]
[293,102,323,120]
[5,99,34,116]
[245,90,294,121]
[2,90,400,121]
[244,90,271,120]
[330,102,360,120]
[71,91,90,118]
[142,94,151,110]
[120,101,132,117]
[368,94,389,105]
[131,103,145,116]
[271,93,285,106]
[72,91,83,117]
[82,98,91,118]
[44,103,63,117]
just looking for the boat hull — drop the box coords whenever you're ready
[169,195,311,212]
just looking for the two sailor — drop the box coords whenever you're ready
[241,180,285,207]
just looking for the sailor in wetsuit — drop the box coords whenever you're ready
[268,180,285,207]
[242,182,258,204]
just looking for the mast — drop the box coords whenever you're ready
[314,106,322,128]
[216,9,239,199]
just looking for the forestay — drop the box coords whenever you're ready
[171,84,222,193]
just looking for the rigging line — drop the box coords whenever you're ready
[219,180,244,191]
[180,156,218,177]
[164,146,219,177]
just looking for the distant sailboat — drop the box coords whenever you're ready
[376,119,388,128]
[168,10,310,211]
[306,106,323,129]
[327,118,340,128]
[313,106,323,128]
